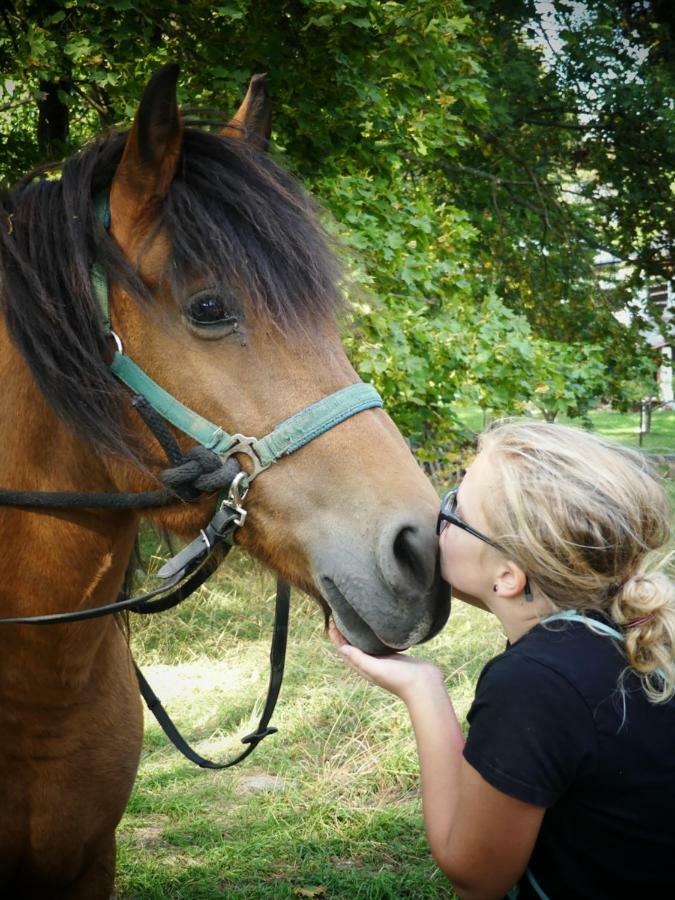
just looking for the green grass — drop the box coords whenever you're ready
[116,555,494,898]
[116,409,673,898]
[566,407,675,456]
[453,404,675,456]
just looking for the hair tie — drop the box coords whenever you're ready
[624,615,654,630]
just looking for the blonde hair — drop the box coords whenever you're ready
[478,420,675,703]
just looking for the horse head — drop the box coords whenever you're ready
[11,65,451,655]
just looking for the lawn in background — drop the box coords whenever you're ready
[583,407,675,456]
[116,408,673,899]
[454,404,675,456]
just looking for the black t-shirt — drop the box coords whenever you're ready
[463,614,675,899]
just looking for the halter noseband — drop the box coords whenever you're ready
[109,347,382,480]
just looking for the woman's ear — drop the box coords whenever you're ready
[493,562,528,599]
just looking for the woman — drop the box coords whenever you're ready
[330,421,675,899]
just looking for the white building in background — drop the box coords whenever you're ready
[644,281,673,407]
[602,254,674,407]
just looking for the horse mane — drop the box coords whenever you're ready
[0,126,344,460]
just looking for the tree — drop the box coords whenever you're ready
[0,1,668,454]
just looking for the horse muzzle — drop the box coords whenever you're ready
[313,517,451,655]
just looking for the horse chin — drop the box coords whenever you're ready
[320,575,450,656]
[335,621,394,656]
[330,609,399,656]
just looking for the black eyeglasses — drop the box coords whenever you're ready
[436,488,500,548]
[437,487,533,601]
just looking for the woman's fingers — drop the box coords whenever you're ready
[328,619,348,650]
[328,618,445,702]
[328,621,385,680]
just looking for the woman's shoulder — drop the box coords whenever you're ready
[466,631,601,808]
[481,613,675,735]
[478,616,617,686]
[509,612,626,675]
[476,628,596,712]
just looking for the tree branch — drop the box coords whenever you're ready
[0,93,44,114]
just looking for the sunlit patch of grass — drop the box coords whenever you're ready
[454,405,675,456]
[583,408,674,454]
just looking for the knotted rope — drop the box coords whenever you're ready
[161,447,242,501]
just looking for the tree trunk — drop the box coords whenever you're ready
[37,78,71,161]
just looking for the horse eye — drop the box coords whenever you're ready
[184,293,238,334]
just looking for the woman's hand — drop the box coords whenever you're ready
[328,621,445,704]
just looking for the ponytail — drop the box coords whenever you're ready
[611,562,675,703]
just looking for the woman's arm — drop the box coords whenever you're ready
[442,761,545,899]
[330,625,545,899]
[404,673,544,898]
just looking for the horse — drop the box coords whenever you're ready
[0,64,449,898]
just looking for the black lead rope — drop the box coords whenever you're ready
[0,535,231,625]
[0,500,291,767]
[135,580,290,769]
[0,394,239,510]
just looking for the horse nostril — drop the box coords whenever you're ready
[392,526,426,584]
[379,517,438,598]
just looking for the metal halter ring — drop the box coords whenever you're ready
[110,331,124,354]
[222,434,273,481]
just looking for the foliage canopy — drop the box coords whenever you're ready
[1,0,671,452]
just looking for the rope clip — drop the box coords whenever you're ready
[221,471,250,528]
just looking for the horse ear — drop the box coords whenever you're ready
[110,63,183,240]
[221,74,272,150]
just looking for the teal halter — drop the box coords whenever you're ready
[92,195,383,483]
[109,351,381,480]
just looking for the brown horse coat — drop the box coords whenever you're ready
[0,66,448,897]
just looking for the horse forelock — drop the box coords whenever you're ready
[0,124,345,459]
[166,129,345,328]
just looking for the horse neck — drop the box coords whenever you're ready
[0,326,138,681]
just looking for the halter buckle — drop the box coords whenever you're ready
[221,434,272,481]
